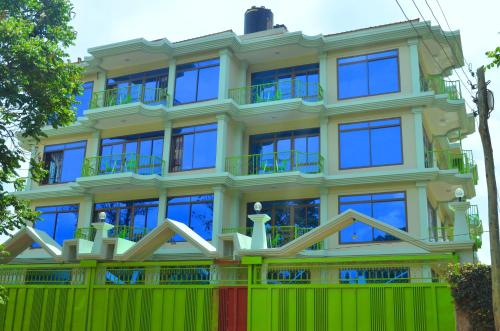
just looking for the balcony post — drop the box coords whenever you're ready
[320,116,329,175]
[25,144,37,191]
[94,71,107,108]
[167,58,176,107]
[162,120,172,174]
[320,188,329,249]
[416,181,430,239]
[230,191,242,230]
[408,38,420,94]
[212,185,226,253]
[218,49,232,100]
[216,114,229,172]
[78,194,95,229]
[319,52,328,102]
[86,130,101,159]
[412,107,425,169]
[449,201,471,242]
[157,189,168,225]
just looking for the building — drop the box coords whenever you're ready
[0,7,482,331]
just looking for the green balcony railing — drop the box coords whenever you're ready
[74,225,151,242]
[222,225,322,250]
[228,79,323,105]
[421,75,462,100]
[225,150,324,176]
[467,204,483,248]
[89,86,168,109]
[82,153,164,177]
[425,149,478,183]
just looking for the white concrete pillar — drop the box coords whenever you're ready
[416,182,430,239]
[212,185,226,252]
[319,52,328,102]
[408,38,421,94]
[167,58,176,107]
[449,201,471,242]
[78,195,95,229]
[215,114,229,172]
[25,144,38,191]
[230,192,242,229]
[320,188,329,249]
[412,107,425,169]
[157,189,168,225]
[86,130,101,159]
[320,116,329,175]
[94,71,107,92]
[218,49,232,100]
[162,120,172,175]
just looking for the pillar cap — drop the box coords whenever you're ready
[248,214,271,223]
[449,201,470,211]
[92,222,114,231]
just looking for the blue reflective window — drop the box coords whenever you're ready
[72,82,94,117]
[249,128,320,174]
[338,50,399,99]
[99,132,164,175]
[246,199,320,229]
[340,268,409,284]
[339,192,407,244]
[33,205,79,246]
[94,199,159,241]
[339,118,402,169]
[170,123,217,172]
[42,141,87,184]
[251,64,320,102]
[167,194,214,242]
[174,59,219,105]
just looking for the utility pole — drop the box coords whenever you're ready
[476,66,500,330]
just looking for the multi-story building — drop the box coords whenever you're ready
[1,7,482,331]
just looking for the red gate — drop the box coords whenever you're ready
[219,287,248,331]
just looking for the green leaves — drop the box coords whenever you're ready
[485,46,500,70]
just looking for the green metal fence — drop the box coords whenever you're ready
[82,153,164,177]
[421,75,462,100]
[225,150,324,176]
[89,87,168,109]
[426,149,478,183]
[74,225,152,242]
[467,204,483,248]
[228,79,323,105]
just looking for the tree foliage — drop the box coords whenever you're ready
[485,47,500,69]
[0,0,83,303]
[447,263,494,330]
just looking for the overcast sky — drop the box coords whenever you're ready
[5,0,499,263]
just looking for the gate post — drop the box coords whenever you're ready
[242,256,262,331]
[81,260,97,331]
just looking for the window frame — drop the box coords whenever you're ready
[33,204,79,246]
[106,68,168,104]
[338,191,408,244]
[338,117,404,170]
[336,49,401,100]
[169,123,218,172]
[93,199,160,230]
[41,141,87,185]
[246,198,320,229]
[73,81,94,117]
[173,58,220,105]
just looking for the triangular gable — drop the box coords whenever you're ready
[1,226,62,263]
[238,209,474,257]
[114,219,217,261]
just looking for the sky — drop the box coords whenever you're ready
[5,0,499,263]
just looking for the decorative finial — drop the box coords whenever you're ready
[254,202,262,213]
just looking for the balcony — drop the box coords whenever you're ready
[421,75,462,100]
[75,225,151,242]
[225,150,324,176]
[228,79,323,105]
[89,87,168,110]
[425,149,478,184]
[429,205,482,248]
[222,225,322,250]
[82,153,164,177]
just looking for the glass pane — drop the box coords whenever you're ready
[276,139,291,172]
[129,81,142,103]
[338,62,368,99]
[277,76,292,100]
[339,130,370,168]
[339,202,373,243]
[371,126,402,166]
[367,50,398,60]
[72,82,93,117]
[181,134,194,170]
[294,74,307,98]
[60,148,85,182]
[307,73,319,99]
[54,212,78,244]
[197,66,219,101]
[119,208,133,226]
[190,203,213,240]
[34,213,56,239]
[174,70,197,104]
[368,58,399,95]
[167,204,190,242]
[193,130,217,169]
[146,207,159,229]
[373,200,406,241]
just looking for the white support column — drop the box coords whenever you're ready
[162,120,172,175]
[320,116,329,175]
[408,38,421,94]
[320,188,329,250]
[157,189,168,225]
[86,130,101,159]
[78,194,95,228]
[230,191,242,229]
[167,58,176,107]
[416,182,430,239]
[449,201,471,242]
[94,70,107,92]
[25,144,38,191]
[218,49,232,100]
[233,122,245,157]
[239,61,249,87]
[319,52,328,102]
[216,114,229,172]
[212,185,226,253]
[412,107,425,169]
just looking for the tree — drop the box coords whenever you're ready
[486,47,500,69]
[0,0,83,302]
